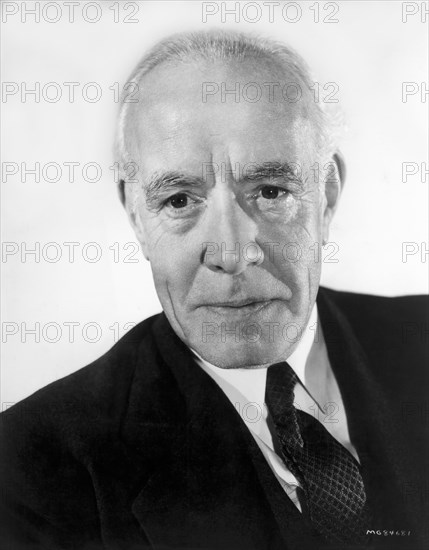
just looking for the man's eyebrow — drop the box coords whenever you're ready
[241,161,304,184]
[144,171,203,209]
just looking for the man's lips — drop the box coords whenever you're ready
[204,299,271,308]
[197,298,282,315]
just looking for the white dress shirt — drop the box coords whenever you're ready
[192,304,358,512]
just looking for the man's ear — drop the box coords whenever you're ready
[121,180,150,261]
[321,151,345,244]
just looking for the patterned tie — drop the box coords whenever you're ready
[265,362,371,544]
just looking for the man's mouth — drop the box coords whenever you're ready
[201,299,275,315]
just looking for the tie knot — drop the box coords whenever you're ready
[265,362,298,421]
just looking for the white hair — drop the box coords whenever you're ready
[114,29,341,205]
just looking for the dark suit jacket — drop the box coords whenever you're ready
[1,287,428,550]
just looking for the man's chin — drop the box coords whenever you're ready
[189,340,295,369]
[164,298,305,368]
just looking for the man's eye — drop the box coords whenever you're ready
[167,193,189,209]
[259,186,287,200]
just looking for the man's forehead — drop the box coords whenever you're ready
[136,54,307,104]
[127,56,313,132]
[134,122,314,186]
[124,56,317,177]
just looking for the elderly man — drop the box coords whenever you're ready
[1,30,427,550]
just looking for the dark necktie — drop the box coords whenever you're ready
[265,362,371,544]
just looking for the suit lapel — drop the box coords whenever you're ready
[317,288,421,540]
[129,313,287,549]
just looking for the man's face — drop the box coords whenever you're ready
[126,58,339,368]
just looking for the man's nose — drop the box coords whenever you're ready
[201,195,264,275]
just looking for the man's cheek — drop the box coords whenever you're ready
[266,218,319,264]
[151,252,194,293]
